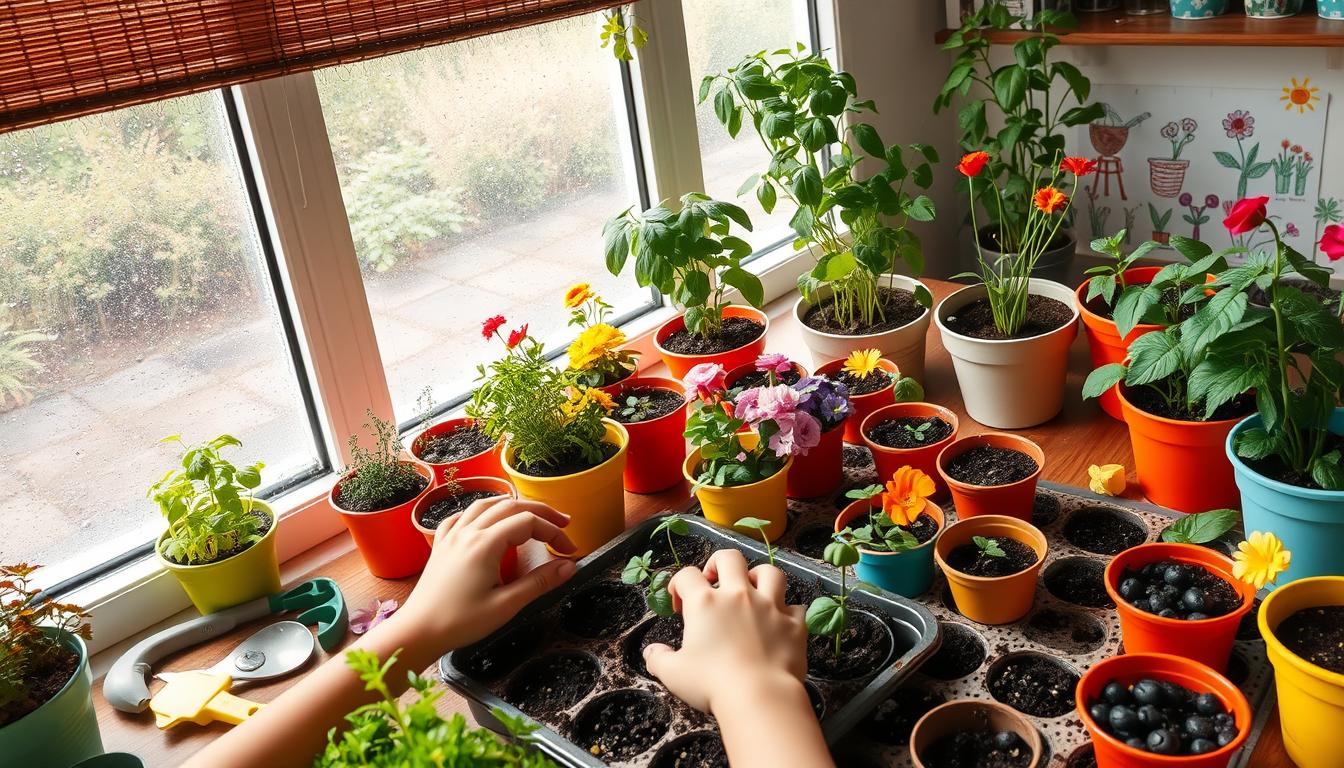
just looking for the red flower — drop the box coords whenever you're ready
[957,151,990,178]
[1060,156,1097,177]
[481,315,506,339]
[506,324,529,349]
[1223,196,1269,236]
[1033,186,1068,215]
[1321,224,1344,262]
[1282,139,1291,149]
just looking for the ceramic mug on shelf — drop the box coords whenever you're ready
[1169,0,1230,18]
[1244,0,1302,17]
[1320,0,1344,19]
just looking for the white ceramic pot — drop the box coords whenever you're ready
[793,274,932,382]
[935,278,1079,429]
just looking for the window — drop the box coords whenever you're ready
[315,13,654,424]
[0,95,323,578]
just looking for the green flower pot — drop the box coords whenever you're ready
[1168,0,1230,17]
[0,629,103,768]
[1244,0,1302,17]
[158,499,281,615]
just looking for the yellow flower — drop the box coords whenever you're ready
[1087,464,1126,496]
[568,323,626,371]
[881,466,936,527]
[587,388,615,412]
[843,349,884,379]
[564,283,595,308]
[1232,531,1291,589]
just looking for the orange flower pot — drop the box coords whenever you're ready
[595,366,638,397]
[1105,543,1254,673]
[788,419,845,499]
[1077,266,1164,420]
[911,700,1042,768]
[1077,653,1250,768]
[1117,386,1242,513]
[862,402,960,502]
[609,376,688,494]
[934,514,1048,625]
[411,476,518,583]
[724,360,810,389]
[331,460,435,579]
[814,357,900,444]
[936,433,1044,522]
[410,417,504,484]
[654,305,769,381]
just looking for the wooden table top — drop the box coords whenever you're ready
[94,277,1290,768]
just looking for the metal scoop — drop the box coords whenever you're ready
[157,620,316,685]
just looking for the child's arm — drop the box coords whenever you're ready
[181,497,578,768]
[644,549,835,768]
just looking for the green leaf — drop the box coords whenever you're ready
[1234,426,1279,460]
[757,180,777,214]
[823,540,860,568]
[892,376,924,403]
[721,266,765,308]
[805,596,846,637]
[1188,356,1260,419]
[1213,151,1240,170]
[734,516,771,533]
[1124,331,1183,386]
[1052,60,1090,101]
[905,195,936,222]
[736,72,779,99]
[736,173,761,198]
[792,166,823,207]
[1169,235,1212,264]
[1313,453,1344,491]
[648,571,675,616]
[790,205,815,239]
[850,123,886,159]
[761,110,795,140]
[713,88,735,126]
[809,85,848,117]
[991,66,1027,111]
[798,117,832,152]
[697,75,714,103]
[973,535,1006,558]
[1181,289,1248,357]
[1284,245,1333,290]
[621,551,653,585]
[1161,509,1239,544]
[1082,363,1127,400]
[1113,284,1161,338]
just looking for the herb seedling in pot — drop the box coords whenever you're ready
[734,517,778,565]
[806,539,872,659]
[622,515,691,616]
[840,467,939,555]
[149,433,267,564]
[337,411,428,512]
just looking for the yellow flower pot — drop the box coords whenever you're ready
[503,420,629,558]
[157,499,281,616]
[682,433,792,541]
[1259,576,1344,768]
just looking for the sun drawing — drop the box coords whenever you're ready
[1281,76,1321,114]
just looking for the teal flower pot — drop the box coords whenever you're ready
[1244,0,1302,16]
[1320,0,1344,19]
[837,498,943,598]
[74,755,146,768]
[0,629,103,767]
[1227,410,1344,587]
[1169,0,1230,17]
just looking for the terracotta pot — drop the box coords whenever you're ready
[837,498,943,598]
[1105,542,1254,673]
[332,460,434,579]
[683,433,792,541]
[504,420,629,558]
[862,402,960,502]
[934,514,1048,625]
[793,273,932,382]
[654,305,768,381]
[0,628,103,768]
[936,432,1044,522]
[1077,653,1250,768]
[158,499,282,615]
[814,357,900,444]
[1259,576,1344,767]
[788,420,845,499]
[1077,266,1165,420]
[910,699,1042,768]
[609,376,689,494]
[410,417,504,484]
[1117,386,1242,513]
[411,476,518,583]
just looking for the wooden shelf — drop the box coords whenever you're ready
[934,9,1344,47]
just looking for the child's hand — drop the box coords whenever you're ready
[395,496,578,649]
[643,549,808,715]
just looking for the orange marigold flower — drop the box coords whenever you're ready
[505,324,529,350]
[881,466,936,527]
[1060,156,1097,177]
[1033,186,1068,215]
[957,151,991,178]
[587,388,616,411]
[564,283,595,308]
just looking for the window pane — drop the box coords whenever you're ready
[684,0,813,253]
[0,95,321,574]
[315,14,652,423]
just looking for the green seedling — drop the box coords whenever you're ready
[806,538,875,659]
[621,515,689,616]
[734,516,776,565]
[903,422,932,442]
[974,535,1006,558]
[1160,509,1239,545]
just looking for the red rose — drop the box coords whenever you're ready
[1223,196,1269,236]
[1321,224,1344,262]
[1060,156,1097,177]
[957,151,990,178]
[506,324,529,349]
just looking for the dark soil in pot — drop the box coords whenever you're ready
[1025,608,1107,654]
[456,625,540,682]
[803,285,925,336]
[786,573,822,607]
[650,534,713,570]
[729,367,802,390]
[503,652,601,716]
[651,731,728,768]
[865,416,954,449]
[416,424,494,464]
[920,727,1035,768]
[806,610,894,680]
[842,445,874,468]
[573,689,671,761]
[988,653,1080,718]
[945,538,1038,577]
[943,446,1038,486]
[793,522,836,560]
[416,490,505,529]
[1032,493,1061,527]
[922,622,987,680]
[943,294,1073,340]
[1250,278,1341,312]
[1125,385,1254,422]
[1067,744,1097,768]
[0,643,78,725]
[1276,606,1344,673]
[662,317,764,356]
[561,580,647,638]
[513,442,619,478]
[335,471,428,513]
[626,615,684,677]
[1062,508,1146,555]
[1117,560,1240,620]
[1243,432,1344,490]
[832,369,893,396]
[1044,557,1114,609]
[863,685,946,745]
[611,387,685,424]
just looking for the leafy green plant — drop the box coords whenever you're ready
[734,517,778,565]
[1086,232,1225,335]
[604,193,763,339]
[344,141,470,273]
[148,434,267,565]
[622,516,690,616]
[599,7,646,61]
[0,311,48,407]
[1161,509,1240,545]
[702,47,936,329]
[1083,230,1159,308]
[617,393,659,423]
[315,648,557,767]
[973,535,1006,558]
[338,411,426,512]
[805,539,871,658]
[0,564,90,724]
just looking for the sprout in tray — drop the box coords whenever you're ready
[806,538,875,658]
[734,516,777,565]
[622,515,690,616]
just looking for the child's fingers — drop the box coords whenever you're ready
[486,510,578,555]
[667,565,710,613]
[471,498,570,531]
[702,549,750,590]
[748,563,787,607]
[489,558,577,616]
[642,642,678,682]
[452,494,513,528]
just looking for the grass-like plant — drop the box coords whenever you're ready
[0,310,48,408]
[148,434,267,565]
[338,411,425,512]
[0,564,89,725]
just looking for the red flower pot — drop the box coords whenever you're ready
[331,460,434,579]
[654,305,769,381]
[1078,652,1250,768]
[1105,543,1255,673]
[410,417,504,484]
[1077,266,1165,420]
[936,433,1044,522]
[411,476,518,583]
[724,360,810,433]
[814,357,899,444]
[861,402,960,502]
[788,420,845,499]
[610,376,689,494]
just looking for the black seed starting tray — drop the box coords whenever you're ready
[439,515,940,768]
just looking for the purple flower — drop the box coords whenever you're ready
[754,353,792,375]
[768,412,821,458]
[1205,194,1220,208]
[350,598,399,634]
[793,376,851,431]
[1161,122,1179,140]
[1179,192,1193,207]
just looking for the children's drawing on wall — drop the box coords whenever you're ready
[1073,81,1330,267]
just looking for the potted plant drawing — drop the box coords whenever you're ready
[814,348,924,444]
[0,565,102,768]
[603,193,766,380]
[330,411,434,579]
[834,467,944,598]
[409,385,503,484]
[937,3,1105,282]
[607,372,689,495]
[1294,147,1315,197]
[470,322,628,559]
[563,284,638,393]
[1258,574,1344,766]
[935,153,1085,429]
[1148,118,1197,199]
[148,434,281,615]
[1271,140,1298,196]
[1149,203,1173,246]
[933,514,1048,625]
[1214,110,1271,201]
[702,47,938,377]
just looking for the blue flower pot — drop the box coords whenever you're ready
[1227,411,1344,588]
[1244,0,1302,16]
[1169,0,1230,17]
[1320,0,1344,19]
[838,499,943,598]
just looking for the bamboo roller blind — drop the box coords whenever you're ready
[0,0,627,133]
